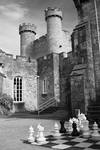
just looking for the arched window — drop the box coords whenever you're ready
[14,76,22,102]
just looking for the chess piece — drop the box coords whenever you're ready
[28,126,35,143]
[67,119,73,134]
[82,120,90,138]
[54,122,61,136]
[36,123,41,139]
[36,124,46,143]
[91,122,100,140]
[71,121,80,136]
[59,120,66,133]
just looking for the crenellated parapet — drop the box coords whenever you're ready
[45,7,62,20]
[19,23,37,57]
[15,55,36,64]
[19,23,36,35]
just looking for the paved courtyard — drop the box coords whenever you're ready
[0,117,59,150]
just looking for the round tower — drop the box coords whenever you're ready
[19,23,36,57]
[45,7,65,53]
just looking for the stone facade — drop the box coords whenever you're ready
[1,1,100,119]
[71,0,100,118]
[31,35,48,59]
[37,53,60,106]
[0,50,38,112]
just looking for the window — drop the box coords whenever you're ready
[42,78,47,94]
[14,76,23,102]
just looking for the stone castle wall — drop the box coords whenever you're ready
[59,52,74,108]
[0,50,38,112]
[37,53,60,105]
[37,54,54,105]
[31,35,49,59]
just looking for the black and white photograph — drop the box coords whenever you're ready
[0,0,100,150]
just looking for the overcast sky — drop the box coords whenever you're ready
[0,0,78,56]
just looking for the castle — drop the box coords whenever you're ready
[0,0,100,120]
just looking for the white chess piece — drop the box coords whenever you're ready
[68,119,73,134]
[36,124,46,143]
[82,120,90,138]
[36,123,41,139]
[28,126,35,143]
[92,122,100,139]
[54,122,61,136]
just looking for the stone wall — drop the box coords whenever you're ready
[37,53,60,105]
[0,50,38,112]
[71,22,87,65]
[59,52,74,108]
[31,35,49,59]
[70,64,87,115]
[53,53,60,103]
[73,0,100,100]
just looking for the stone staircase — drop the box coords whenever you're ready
[38,97,57,115]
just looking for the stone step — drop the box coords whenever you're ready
[9,107,68,120]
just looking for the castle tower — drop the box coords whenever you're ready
[45,7,65,53]
[73,0,100,101]
[19,23,36,57]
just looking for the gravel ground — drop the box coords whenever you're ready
[0,118,60,150]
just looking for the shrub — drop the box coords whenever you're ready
[0,93,13,115]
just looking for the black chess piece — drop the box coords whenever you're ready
[59,120,66,133]
[71,121,80,136]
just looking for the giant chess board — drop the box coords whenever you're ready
[23,132,100,150]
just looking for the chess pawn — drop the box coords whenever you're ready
[54,122,61,136]
[71,122,80,136]
[36,124,46,143]
[82,120,90,138]
[91,122,100,140]
[59,120,66,133]
[28,126,35,143]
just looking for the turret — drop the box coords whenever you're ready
[45,7,65,53]
[19,23,36,57]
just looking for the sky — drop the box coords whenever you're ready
[0,0,78,56]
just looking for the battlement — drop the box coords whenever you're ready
[15,55,36,64]
[45,7,62,20]
[19,23,36,35]
[16,55,28,62]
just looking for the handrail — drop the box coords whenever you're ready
[38,97,56,115]
[39,97,55,109]
[39,99,55,111]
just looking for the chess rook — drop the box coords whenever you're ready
[82,120,90,138]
